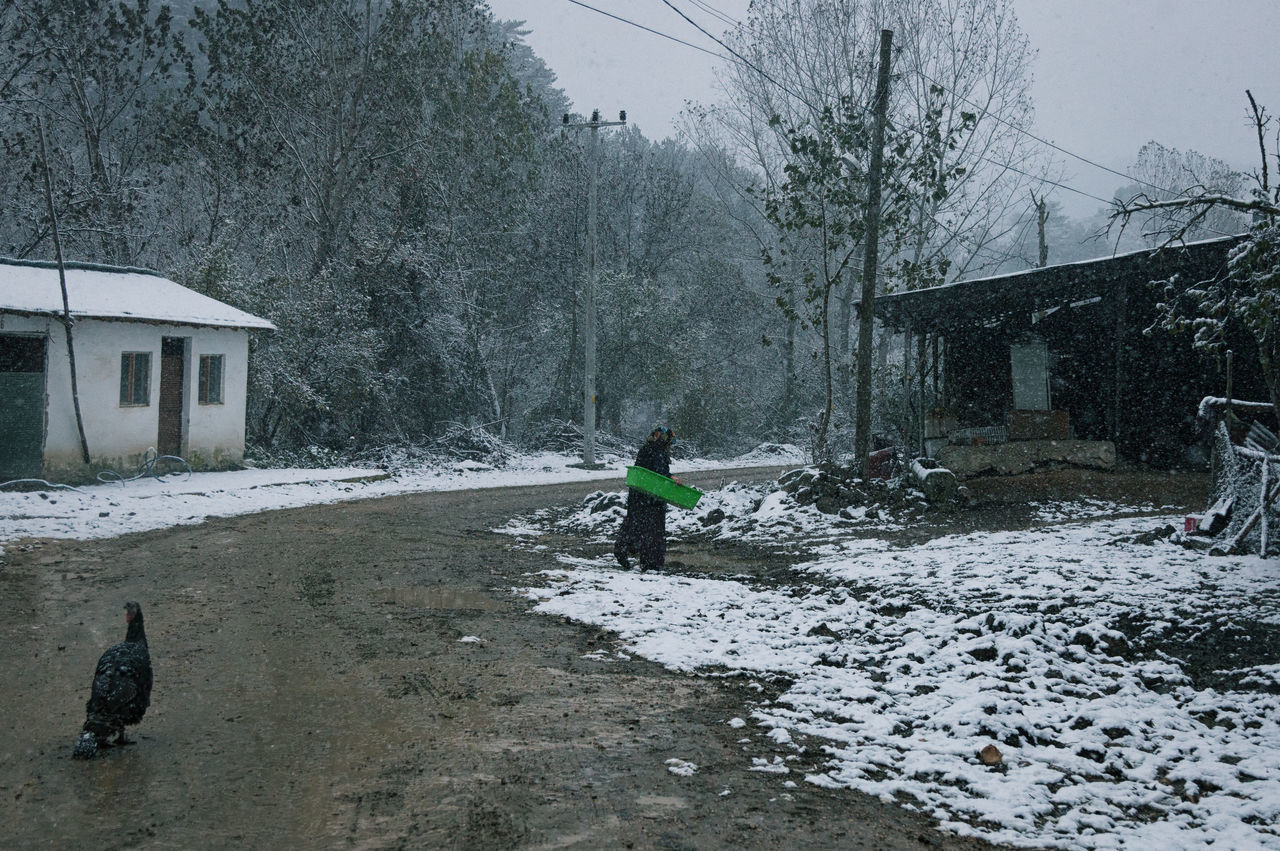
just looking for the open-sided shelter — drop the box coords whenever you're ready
[867,235,1266,471]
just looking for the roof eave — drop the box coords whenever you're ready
[0,306,276,332]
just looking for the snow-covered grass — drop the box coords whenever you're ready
[0,445,802,552]
[511,490,1280,849]
[551,478,1176,553]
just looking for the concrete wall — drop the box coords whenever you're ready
[0,312,251,477]
[937,439,1116,478]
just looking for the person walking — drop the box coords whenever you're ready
[614,427,676,570]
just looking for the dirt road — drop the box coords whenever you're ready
[0,467,1025,849]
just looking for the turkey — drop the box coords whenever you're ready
[72,601,152,760]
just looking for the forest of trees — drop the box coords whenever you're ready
[0,0,1257,463]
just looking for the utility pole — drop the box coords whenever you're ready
[854,29,893,478]
[563,108,626,468]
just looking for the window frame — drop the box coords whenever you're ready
[119,351,151,407]
[197,353,225,406]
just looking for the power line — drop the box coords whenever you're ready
[656,0,1115,208]
[909,67,1191,201]
[977,155,1112,207]
[558,1,820,116]
[559,0,1241,227]
[658,0,820,114]
[684,0,738,28]
[672,1,1232,205]
[573,1,1096,202]
[561,0,721,58]
[666,3,1241,214]
[899,62,1239,235]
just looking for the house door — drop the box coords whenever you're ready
[0,333,47,480]
[1010,340,1050,410]
[158,337,186,457]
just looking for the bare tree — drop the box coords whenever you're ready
[1110,93,1280,427]
[686,0,1054,451]
[1115,140,1251,244]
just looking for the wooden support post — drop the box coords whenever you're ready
[917,331,927,457]
[901,319,912,456]
[938,336,948,412]
[932,334,940,398]
[1263,456,1271,555]
[1111,279,1128,447]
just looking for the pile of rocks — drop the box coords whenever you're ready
[571,460,960,538]
[777,462,935,517]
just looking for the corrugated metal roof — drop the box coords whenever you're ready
[863,234,1244,334]
[0,258,275,330]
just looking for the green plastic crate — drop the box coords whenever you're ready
[625,465,703,510]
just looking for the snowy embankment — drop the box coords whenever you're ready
[511,484,1280,849]
[0,444,801,551]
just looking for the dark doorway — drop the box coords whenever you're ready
[158,337,186,457]
[0,334,47,480]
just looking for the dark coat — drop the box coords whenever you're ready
[614,440,670,569]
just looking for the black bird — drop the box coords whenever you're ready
[73,601,152,760]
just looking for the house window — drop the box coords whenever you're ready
[198,354,224,405]
[119,352,151,406]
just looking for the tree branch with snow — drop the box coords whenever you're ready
[1111,93,1280,427]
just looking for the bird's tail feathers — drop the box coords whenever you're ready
[72,730,98,760]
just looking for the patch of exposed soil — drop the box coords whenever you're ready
[0,466,1204,849]
[959,466,1209,511]
[891,466,1210,547]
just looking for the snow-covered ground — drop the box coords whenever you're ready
[5,448,1277,848]
[508,484,1280,849]
[0,444,799,552]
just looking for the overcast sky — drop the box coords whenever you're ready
[486,0,1279,218]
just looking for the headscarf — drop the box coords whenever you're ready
[648,426,674,447]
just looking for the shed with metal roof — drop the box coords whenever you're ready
[862,235,1265,469]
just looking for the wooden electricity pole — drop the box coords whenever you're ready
[564,109,626,467]
[854,29,893,477]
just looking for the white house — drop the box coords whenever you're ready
[0,258,274,482]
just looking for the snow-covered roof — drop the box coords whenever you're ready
[866,234,1246,334]
[0,258,275,330]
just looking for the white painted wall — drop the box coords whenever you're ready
[0,312,252,475]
